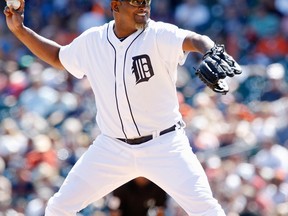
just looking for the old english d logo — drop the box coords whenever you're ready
[132,54,154,84]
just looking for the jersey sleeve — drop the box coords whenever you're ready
[59,32,89,79]
[155,22,190,66]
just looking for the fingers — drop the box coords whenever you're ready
[17,0,25,12]
[221,52,242,76]
[3,6,15,16]
[4,0,25,14]
[3,6,11,16]
[4,5,24,17]
[232,61,242,75]
[225,56,242,75]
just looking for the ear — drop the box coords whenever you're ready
[111,1,120,12]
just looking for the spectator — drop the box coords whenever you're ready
[0,157,12,213]
[77,2,107,33]
[151,0,174,23]
[174,0,210,31]
[252,139,288,171]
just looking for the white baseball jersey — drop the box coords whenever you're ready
[59,19,190,138]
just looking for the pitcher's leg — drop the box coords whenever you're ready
[163,153,226,216]
[45,135,137,216]
[138,131,226,216]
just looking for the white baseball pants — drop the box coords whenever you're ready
[45,129,226,216]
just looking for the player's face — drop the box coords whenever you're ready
[116,0,151,30]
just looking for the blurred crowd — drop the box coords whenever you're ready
[1,0,288,215]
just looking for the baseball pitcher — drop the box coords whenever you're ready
[4,0,241,215]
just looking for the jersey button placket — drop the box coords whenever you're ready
[116,47,132,136]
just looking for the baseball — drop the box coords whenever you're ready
[6,0,21,10]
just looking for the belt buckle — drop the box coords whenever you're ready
[177,121,185,129]
[152,130,160,139]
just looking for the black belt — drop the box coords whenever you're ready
[117,122,183,145]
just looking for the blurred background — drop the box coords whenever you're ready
[0,0,288,215]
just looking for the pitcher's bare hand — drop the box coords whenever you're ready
[4,0,25,33]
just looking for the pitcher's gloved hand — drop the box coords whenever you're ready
[196,44,242,94]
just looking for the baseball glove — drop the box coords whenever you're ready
[196,44,242,94]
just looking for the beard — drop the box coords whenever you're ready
[135,20,148,30]
[134,12,149,30]
[135,18,150,30]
